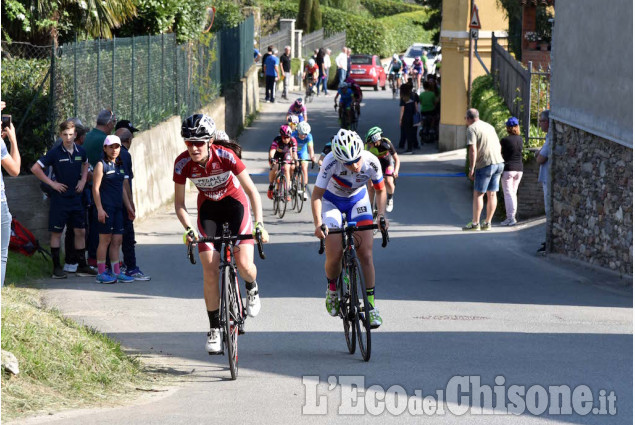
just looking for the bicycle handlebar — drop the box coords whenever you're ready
[318,218,389,254]
[187,231,266,264]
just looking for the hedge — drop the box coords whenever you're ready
[470,75,512,141]
[378,10,432,56]
[360,0,423,18]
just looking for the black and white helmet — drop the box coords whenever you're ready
[331,129,363,164]
[181,114,216,142]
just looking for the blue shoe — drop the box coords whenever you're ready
[96,271,117,284]
[125,267,151,281]
[116,272,135,283]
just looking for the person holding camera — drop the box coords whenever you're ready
[1,102,21,287]
[31,119,95,278]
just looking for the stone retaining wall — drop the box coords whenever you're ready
[550,121,633,275]
[516,151,544,219]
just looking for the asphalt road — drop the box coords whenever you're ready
[23,86,633,425]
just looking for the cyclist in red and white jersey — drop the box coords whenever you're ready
[267,124,299,200]
[173,114,269,354]
[311,129,389,327]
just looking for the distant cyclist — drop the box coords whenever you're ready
[311,129,389,328]
[365,127,400,212]
[287,98,308,123]
[303,58,320,96]
[291,121,316,201]
[400,55,409,83]
[345,76,363,117]
[287,114,300,132]
[388,54,403,91]
[267,124,298,200]
[317,135,334,166]
[334,82,354,128]
[173,114,268,354]
[411,56,424,93]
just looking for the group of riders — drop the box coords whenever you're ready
[175,55,409,354]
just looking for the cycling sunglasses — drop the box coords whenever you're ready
[344,157,361,166]
[184,140,207,148]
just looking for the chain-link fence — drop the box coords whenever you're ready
[2,16,254,171]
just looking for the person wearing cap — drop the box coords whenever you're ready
[31,119,96,279]
[113,127,150,281]
[500,117,524,226]
[115,119,139,134]
[462,108,505,231]
[92,135,135,284]
[83,109,117,266]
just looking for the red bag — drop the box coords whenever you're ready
[9,219,51,260]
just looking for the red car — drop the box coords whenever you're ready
[348,54,386,91]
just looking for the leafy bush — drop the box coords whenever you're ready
[379,10,431,55]
[360,0,422,18]
[470,75,511,140]
[1,57,55,171]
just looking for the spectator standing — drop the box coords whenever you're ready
[399,88,418,154]
[322,48,332,95]
[253,40,261,63]
[500,117,524,226]
[535,109,551,252]
[114,124,151,280]
[398,80,416,150]
[261,45,272,76]
[335,47,348,85]
[264,48,280,103]
[280,46,292,100]
[1,102,21,287]
[92,135,135,284]
[463,108,505,231]
[83,109,116,266]
[346,47,352,79]
[315,48,325,96]
[418,81,439,144]
[31,120,95,278]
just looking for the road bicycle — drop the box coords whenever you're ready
[270,158,290,218]
[187,224,266,380]
[335,103,359,131]
[388,73,399,99]
[305,77,317,103]
[289,159,314,213]
[318,215,389,361]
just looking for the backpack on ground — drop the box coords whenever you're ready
[9,219,51,260]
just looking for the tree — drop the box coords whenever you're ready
[1,0,137,46]
[310,0,322,32]
[419,0,441,45]
[297,0,312,32]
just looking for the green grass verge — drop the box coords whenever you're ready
[1,254,163,421]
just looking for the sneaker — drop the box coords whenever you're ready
[246,286,261,317]
[96,271,117,284]
[119,263,127,274]
[63,263,78,273]
[115,272,135,283]
[508,218,517,226]
[267,188,274,200]
[480,222,492,231]
[76,264,98,277]
[206,328,223,354]
[537,242,546,253]
[368,307,383,328]
[325,290,339,317]
[303,191,308,201]
[500,218,511,226]
[386,198,394,213]
[125,267,151,281]
[52,266,67,279]
[462,221,480,231]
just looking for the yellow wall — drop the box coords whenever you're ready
[438,0,507,150]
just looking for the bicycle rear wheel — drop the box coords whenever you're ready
[277,174,288,219]
[350,259,371,361]
[223,266,239,379]
[272,176,280,215]
[339,271,356,354]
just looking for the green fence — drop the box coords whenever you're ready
[219,15,254,87]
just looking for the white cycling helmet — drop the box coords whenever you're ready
[214,129,229,142]
[393,54,399,60]
[297,121,311,136]
[308,58,316,67]
[288,115,300,125]
[331,129,363,164]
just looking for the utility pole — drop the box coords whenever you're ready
[467,1,481,107]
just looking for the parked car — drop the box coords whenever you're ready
[403,43,441,75]
[348,54,386,91]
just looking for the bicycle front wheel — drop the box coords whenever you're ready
[290,173,298,211]
[223,266,239,379]
[339,271,356,354]
[277,174,288,219]
[350,259,371,361]
[295,172,305,213]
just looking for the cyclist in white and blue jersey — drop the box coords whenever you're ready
[311,129,389,328]
[291,121,316,201]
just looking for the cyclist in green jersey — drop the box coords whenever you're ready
[365,127,400,212]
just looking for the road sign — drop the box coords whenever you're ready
[470,28,479,39]
[469,3,481,29]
